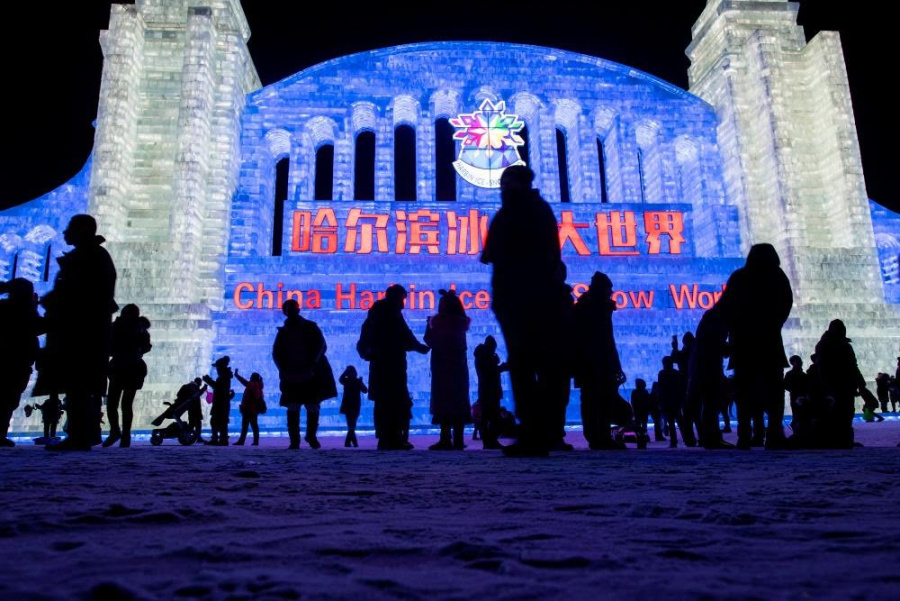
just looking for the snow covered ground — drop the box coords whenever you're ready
[2,421,900,600]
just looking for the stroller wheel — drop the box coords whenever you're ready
[178,427,198,446]
[150,432,164,446]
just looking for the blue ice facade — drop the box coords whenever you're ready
[217,42,746,429]
[871,201,900,305]
[0,159,91,298]
[7,42,895,431]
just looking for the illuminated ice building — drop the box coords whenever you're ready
[3,0,899,434]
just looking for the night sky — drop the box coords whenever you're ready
[2,0,894,212]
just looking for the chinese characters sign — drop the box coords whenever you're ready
[288,203,690,258]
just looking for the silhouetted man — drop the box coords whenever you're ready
[274,299,337,450]
[574,271,626,449]
[719,243,793,450]
[356,285,429,450]
[480,165,569,456]
[44,214,118,451]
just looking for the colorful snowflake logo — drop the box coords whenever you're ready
[449,100,526,188]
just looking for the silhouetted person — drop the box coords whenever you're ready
[203,356,234,446]
[574,271,626,450]
[43,215,118,451]
[0,279,42,447]
[274,299,337,450]
[722,375,736,434]
[814,319,866,448]
[33,395,63,443]
[102,304,152,448]
[875,372,890,413]
[631,379,651,449]
[658,356,696,448]
[481,165,570,457]
[473,335,508,449]
[648,380,666,442]
[339,366,367,448]
[357,285,429,450]
[685,304,734,449]
[783,355,809,432]
[673,332,701,444]
[687,303,733,449]
[178,377,207,443]
[719,243,793,450]
[424,290,472,451]
[234,370,264,446]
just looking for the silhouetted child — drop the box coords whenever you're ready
[860,386,884,422]
[203,356,234,446]
[33,394,63,443]
[783,355,809,431]
[658,356,696,448]
[234,370,264,445]
[473,334,508,449]
[630,379,651,449]
[339,366,367,447]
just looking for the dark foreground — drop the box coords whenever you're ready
[2,422,900,600]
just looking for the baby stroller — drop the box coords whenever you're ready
[150,388,200,446]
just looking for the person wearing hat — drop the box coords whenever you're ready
[273,298,337,449]
[203,356,234,445]
[0,278,43,447]
[42,214,118,451]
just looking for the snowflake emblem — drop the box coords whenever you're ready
[449,100,526,188]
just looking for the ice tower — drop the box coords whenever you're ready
[687,0,899,375]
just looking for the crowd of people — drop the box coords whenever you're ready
[1,167,897,453]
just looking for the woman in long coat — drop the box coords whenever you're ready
[424,290,471,450]
[103,304,152,448]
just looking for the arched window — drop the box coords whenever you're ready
[272,157,289,256]
[520,125,531,168]
[556,128,571,203]
[597,137,609,204]
[395,124,416,201]
[435,118,456,201]
[354,130,376,201]
[314,143,334,201]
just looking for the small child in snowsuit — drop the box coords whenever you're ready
[234,370,264,445]
[339,366,367,447]
[34,394,63,443]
